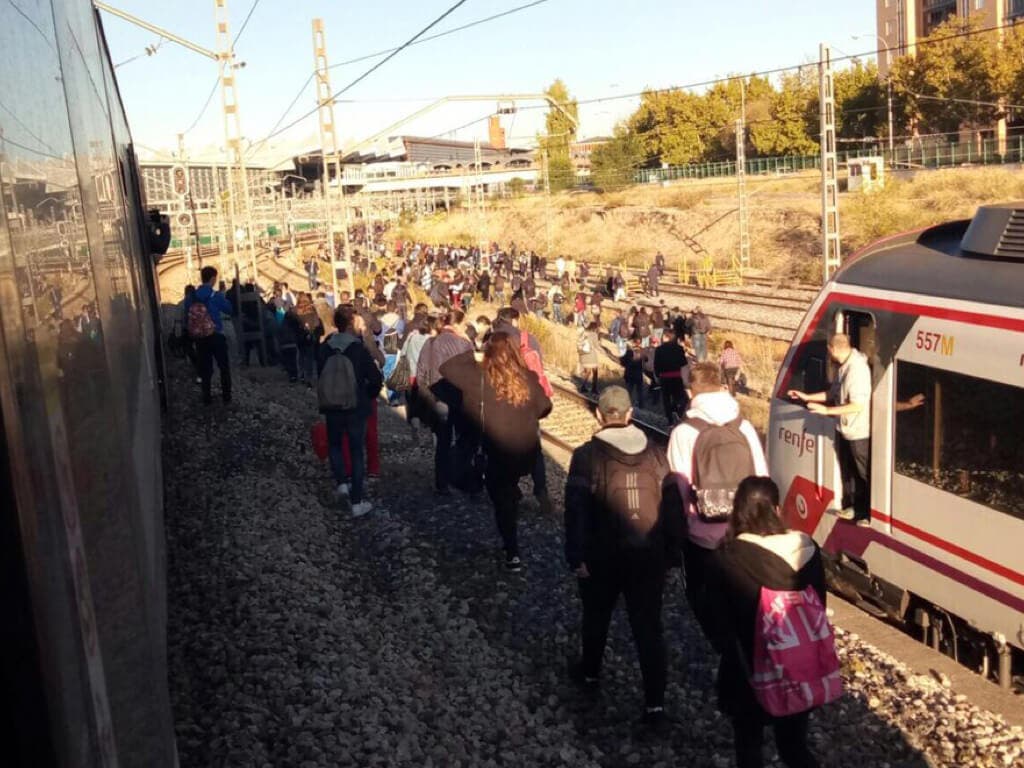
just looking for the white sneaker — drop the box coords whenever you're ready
[336,483,350,498]
[351,500,373,518]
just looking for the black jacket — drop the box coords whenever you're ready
[703,533,826,715]
[564,425,683,570]
[440,351,551,478]
[653,342,688,378]
[620,348,645,384]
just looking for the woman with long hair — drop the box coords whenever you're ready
[702,476,826,768]
[441,331,551,572]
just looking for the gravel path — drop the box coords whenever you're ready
[164,361,1024,767]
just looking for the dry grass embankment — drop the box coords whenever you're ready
[399,165,1024,286]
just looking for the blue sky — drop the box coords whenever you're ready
[102,0,876,165]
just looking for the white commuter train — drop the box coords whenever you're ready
[768,203,1024,689]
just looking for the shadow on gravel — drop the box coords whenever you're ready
[362,406,934,768]
[162,357,935,768]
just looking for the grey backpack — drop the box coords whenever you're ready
[687,416,755,522]
[317,342,359,412]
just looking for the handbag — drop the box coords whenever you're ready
[386,353,411,392]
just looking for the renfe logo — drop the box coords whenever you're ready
[778,426,816,458]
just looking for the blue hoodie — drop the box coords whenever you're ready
[186,284,233,333]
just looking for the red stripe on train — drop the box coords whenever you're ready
[775,292,1024,395]
[781,476,1024,609]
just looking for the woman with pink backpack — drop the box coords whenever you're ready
[702,476,840,768]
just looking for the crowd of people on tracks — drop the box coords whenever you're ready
[172,241,835,768]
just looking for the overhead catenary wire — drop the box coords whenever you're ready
[328,0,550,71]
[246,0,554,157]
[115,36,165,69]
[508,19,1016,114]
[250,14,1016,162]
[246,0,474,156]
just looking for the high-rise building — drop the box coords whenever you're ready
[875,0,1024,76]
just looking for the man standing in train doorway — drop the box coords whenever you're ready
[787,333,872,526]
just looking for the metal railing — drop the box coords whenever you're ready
[636,135,1024,184]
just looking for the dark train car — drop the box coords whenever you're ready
[0,1,175,765]
[769,204,1024,689]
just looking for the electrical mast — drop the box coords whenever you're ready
[735,118,750,271]
[214,0,258,283]
[312,18,353,298]
[819,43,842,282]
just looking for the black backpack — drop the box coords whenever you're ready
[590,438,668,551]
[687,417,756,522]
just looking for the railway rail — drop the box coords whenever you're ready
[540,380,669,454]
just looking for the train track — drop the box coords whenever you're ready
[655,282,811,312]
[540,381,669,454]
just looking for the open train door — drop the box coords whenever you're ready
[772,303,881,598]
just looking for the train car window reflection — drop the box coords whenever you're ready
[894,361,1024,520]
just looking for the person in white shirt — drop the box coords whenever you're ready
[787,333,872,526]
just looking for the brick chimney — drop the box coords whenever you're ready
[488,116,506,149]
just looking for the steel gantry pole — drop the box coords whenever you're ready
[214,0,258,284]
[542,149,553,258]
[736,78,750,273]
[819,43,842,283]
[735,119,750,272]
[312,18,353,299]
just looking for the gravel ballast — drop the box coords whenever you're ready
[164,362,1024,767]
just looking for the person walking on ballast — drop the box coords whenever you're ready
[703,477,832,768]
[667,363,766,632]
[317,306,384,518]
[440,332,551,572]
[185,265,234,405]
[564,385,684,730]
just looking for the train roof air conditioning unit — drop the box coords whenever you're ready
[961,202,1024,261]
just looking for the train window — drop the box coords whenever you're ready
[894,361,1024,520]
[786,337,829,394]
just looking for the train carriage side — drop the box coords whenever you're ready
[768,207,1024,687]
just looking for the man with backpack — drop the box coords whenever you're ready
[185,266,234,405]
[564,386,683,730]
[666,363,767,631]
[317,306,384,518]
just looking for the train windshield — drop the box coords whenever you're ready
[894,361,1024,520]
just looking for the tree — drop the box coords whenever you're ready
[538,79,579,190]
[590,125,643,190]
[833,59,886,141]
[889,14,1005,136]
[627,89,709,165]
[748,71,817,156]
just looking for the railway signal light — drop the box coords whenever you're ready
[172,165,188,195]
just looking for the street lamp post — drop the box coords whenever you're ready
[855,33,895,160]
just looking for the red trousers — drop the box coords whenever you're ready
[341,399,380,477]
